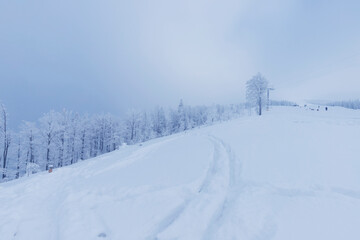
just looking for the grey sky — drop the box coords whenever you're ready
[1,0,360,126]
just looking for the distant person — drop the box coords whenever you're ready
[325,107,328,111]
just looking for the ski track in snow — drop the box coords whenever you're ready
[147,135,245,240]
[201,136,243,240]
[146,198,192,240]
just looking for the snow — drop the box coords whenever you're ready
[1,106,360,240]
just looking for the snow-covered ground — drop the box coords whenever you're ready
[1,106,360,240]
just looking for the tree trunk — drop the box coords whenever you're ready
[2,106,10,179]
[258,96,262,116]
[46,135,51,170]
[16,140,21,179]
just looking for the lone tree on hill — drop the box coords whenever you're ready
[246,73,268,116]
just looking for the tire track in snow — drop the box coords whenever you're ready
[146,135,230,240]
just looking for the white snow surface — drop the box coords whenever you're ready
[1,106,360,240]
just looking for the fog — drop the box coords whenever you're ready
[1,0,359,126]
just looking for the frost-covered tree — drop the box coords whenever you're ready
[56,110,70,167]
[68,112,81,165]
[39,111,59,170]
[0,104,11,179]
[87,114,119,157]
[79,115,90,161]
[152,107,167,137]
[168,109,180,134]
[20,121,38,166]
[139,112,152,142]
[14,135,22,179]
[178,100,189,131]
[246,73,268,116]
[124,110,142,144]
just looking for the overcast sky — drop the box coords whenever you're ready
[1,0,360,126]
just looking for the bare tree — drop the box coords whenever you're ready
[246,73,268,116]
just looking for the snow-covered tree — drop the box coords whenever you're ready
[78,115,90,161]
[178,100,189,131]
[124,110,142,144]
[168,109,180,134]
[246,73,268,116]
[152,107,167,137]
[14,134,22,179]
[56,109,70,167]
[20,121,38,166]
[39,111,60,170]
[139,111,152,142]
[0,104,11,179]
[191,106,208,126]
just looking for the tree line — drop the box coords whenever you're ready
[325,99,360,110]
[0,101,245,182]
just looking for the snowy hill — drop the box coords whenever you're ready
[1,106,360,240]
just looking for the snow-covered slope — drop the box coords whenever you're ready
[1,106,360,240]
